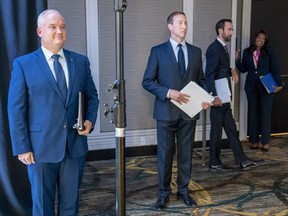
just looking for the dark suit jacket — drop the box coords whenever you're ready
[236,46,283,93]
[8,48,99,163]
[205,39,231,96]
[142,40,207,121]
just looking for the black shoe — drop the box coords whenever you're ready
[240,159,264,169]
[177,193,197,207]
[250,143,259,150]
[250,158,265,164]
[209,164,234,171]
[155,196,169,210]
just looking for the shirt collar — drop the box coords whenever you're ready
[169,38,186,50]
[41,46,65,61]
[217,37,227,47]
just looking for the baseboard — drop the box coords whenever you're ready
[86,139,230,161]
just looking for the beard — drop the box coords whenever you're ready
[222,34,231,42]
[222,34,232,42]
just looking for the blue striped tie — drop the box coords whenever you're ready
[52,54,67,101]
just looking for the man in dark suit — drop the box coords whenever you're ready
[142,11,211,210]
[205,19,263,172]
[8,9,99,215]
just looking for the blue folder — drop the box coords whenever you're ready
[259,73,277,94]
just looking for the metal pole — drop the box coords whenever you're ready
[201,110,207,165]
[103,2,127,214]
[114,1,127,216]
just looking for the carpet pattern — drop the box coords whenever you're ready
[79,135,288,215]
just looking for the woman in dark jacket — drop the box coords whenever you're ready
[236,29,283,152]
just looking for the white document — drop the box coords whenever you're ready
[215,78,231,103]
[171,81,214,118]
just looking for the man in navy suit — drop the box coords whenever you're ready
[142,11,212,210]
[8,9,99,215]
[205,19,263,172]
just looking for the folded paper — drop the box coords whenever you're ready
[171,81,214,118]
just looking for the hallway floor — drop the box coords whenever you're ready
[79,135,288,215]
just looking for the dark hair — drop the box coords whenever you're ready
[215,19,232,35]
[167,11,186,24]
[248,29,269,55]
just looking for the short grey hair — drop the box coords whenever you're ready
[37,9,63,27]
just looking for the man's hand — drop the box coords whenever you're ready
[169,89,190,105]
[201,101,212,110]
[78,120,93,136]
[231,69,239,84]
[212,96,222,106]
[18,152,35,165]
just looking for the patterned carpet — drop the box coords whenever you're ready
[79,135,288,215]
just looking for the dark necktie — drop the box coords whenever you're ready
[224,45,230,57]
[52,54,67,101]
[177,44,185,77]
[224,45,230,63]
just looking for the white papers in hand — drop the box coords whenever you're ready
[215,78,231,103]
[171,81,214,118]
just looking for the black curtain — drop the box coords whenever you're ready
[0,0,47,215]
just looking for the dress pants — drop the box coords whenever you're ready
[209,103,247,165]
[246,91,273,144]
[27,153,86,216]
[157,118,196,197]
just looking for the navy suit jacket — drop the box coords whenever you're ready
[8,48,99,163]
[205,39,232,96]
[236,46,283,93]
[142,40,207,121]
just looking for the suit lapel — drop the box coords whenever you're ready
[186,44,192,74]
[166,41,185,79]
[256,53,263,70]
[64,50,75,106]
[249,52,257,70]
[166,41,178,65]
[35,49,66,104]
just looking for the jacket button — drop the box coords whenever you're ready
[63,124,67,128]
